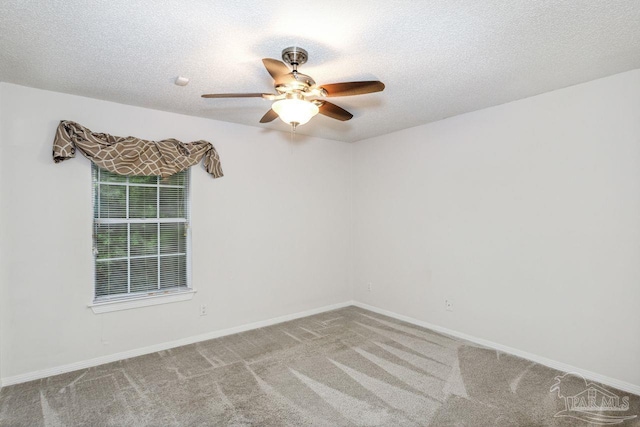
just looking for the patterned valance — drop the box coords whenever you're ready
[52,120,223,178]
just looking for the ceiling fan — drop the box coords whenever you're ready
[202,47,385,130]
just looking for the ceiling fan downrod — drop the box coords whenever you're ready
[281,46,308,74]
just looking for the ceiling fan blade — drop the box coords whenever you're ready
[259,109,279,123]
[262,58,290,79]
[318,101,353,121]
[201,93,271,98]
[320,81,385,97]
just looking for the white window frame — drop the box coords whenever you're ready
[88,165,194,313]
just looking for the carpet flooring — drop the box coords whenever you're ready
[1,306,638,426]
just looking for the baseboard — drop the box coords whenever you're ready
[351,301,640,397]
[4,300,638,396]
[0,300,353,388]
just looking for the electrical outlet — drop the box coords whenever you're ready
[367,282,372,292]
[445,299,453,312]
[200,304,207,316]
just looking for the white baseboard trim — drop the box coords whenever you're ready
[4,300,638,396]
[0,300,353,388]
[351,301,640,397]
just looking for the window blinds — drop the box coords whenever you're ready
[92,166,190,301]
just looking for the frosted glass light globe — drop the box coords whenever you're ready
[272,99,319,126]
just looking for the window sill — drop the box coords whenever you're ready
[88,289,197,314]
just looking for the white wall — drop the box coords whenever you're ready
[0,83,352,379]
[352,69,640,388]
[2,69,639,389]
[0,84,4,382]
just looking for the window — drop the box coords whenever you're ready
[92,165,191,304]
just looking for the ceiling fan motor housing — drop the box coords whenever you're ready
[274,72,316,94]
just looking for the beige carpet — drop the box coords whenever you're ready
[1,306,638,426]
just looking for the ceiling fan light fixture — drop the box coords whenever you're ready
[201,47,385,128]
[272,98,319,127]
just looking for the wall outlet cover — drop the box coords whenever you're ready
[445,299,453,312]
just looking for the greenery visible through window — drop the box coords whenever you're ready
[92,165,190,301]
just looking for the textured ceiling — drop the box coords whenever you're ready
[1,1,639,142]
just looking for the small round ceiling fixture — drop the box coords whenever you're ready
[175,76,190,86]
